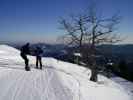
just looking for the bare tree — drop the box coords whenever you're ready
[59,5,121,82]
[59,15,90,52]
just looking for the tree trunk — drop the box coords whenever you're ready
[90,24,98,82]
[90,62,98,82]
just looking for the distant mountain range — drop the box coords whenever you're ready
[6,43,133,62]
[99,44,133,55]
[98,44,133,62]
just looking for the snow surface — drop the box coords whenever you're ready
[0,45,132,100]
[111,77,133,97]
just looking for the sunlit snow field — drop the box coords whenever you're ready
[0,45,132,100]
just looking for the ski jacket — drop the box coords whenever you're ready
[21,45,30,55]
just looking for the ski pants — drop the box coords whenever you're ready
[20,53,29,68]
[36,56,42,69]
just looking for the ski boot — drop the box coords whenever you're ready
[25,66,30,71]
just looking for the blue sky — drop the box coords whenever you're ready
[0,0,133,44]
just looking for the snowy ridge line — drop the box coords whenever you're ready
[0,45,20,53]
[0,45,132,100]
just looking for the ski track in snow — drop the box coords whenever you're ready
[0,59,81,99]
[0,58,74,100]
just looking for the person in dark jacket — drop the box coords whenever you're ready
[35,46,43,69]
[20,43,30,71]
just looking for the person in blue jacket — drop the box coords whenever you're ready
[35,46,43,69]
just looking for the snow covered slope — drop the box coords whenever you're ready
[0,45,132,100]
